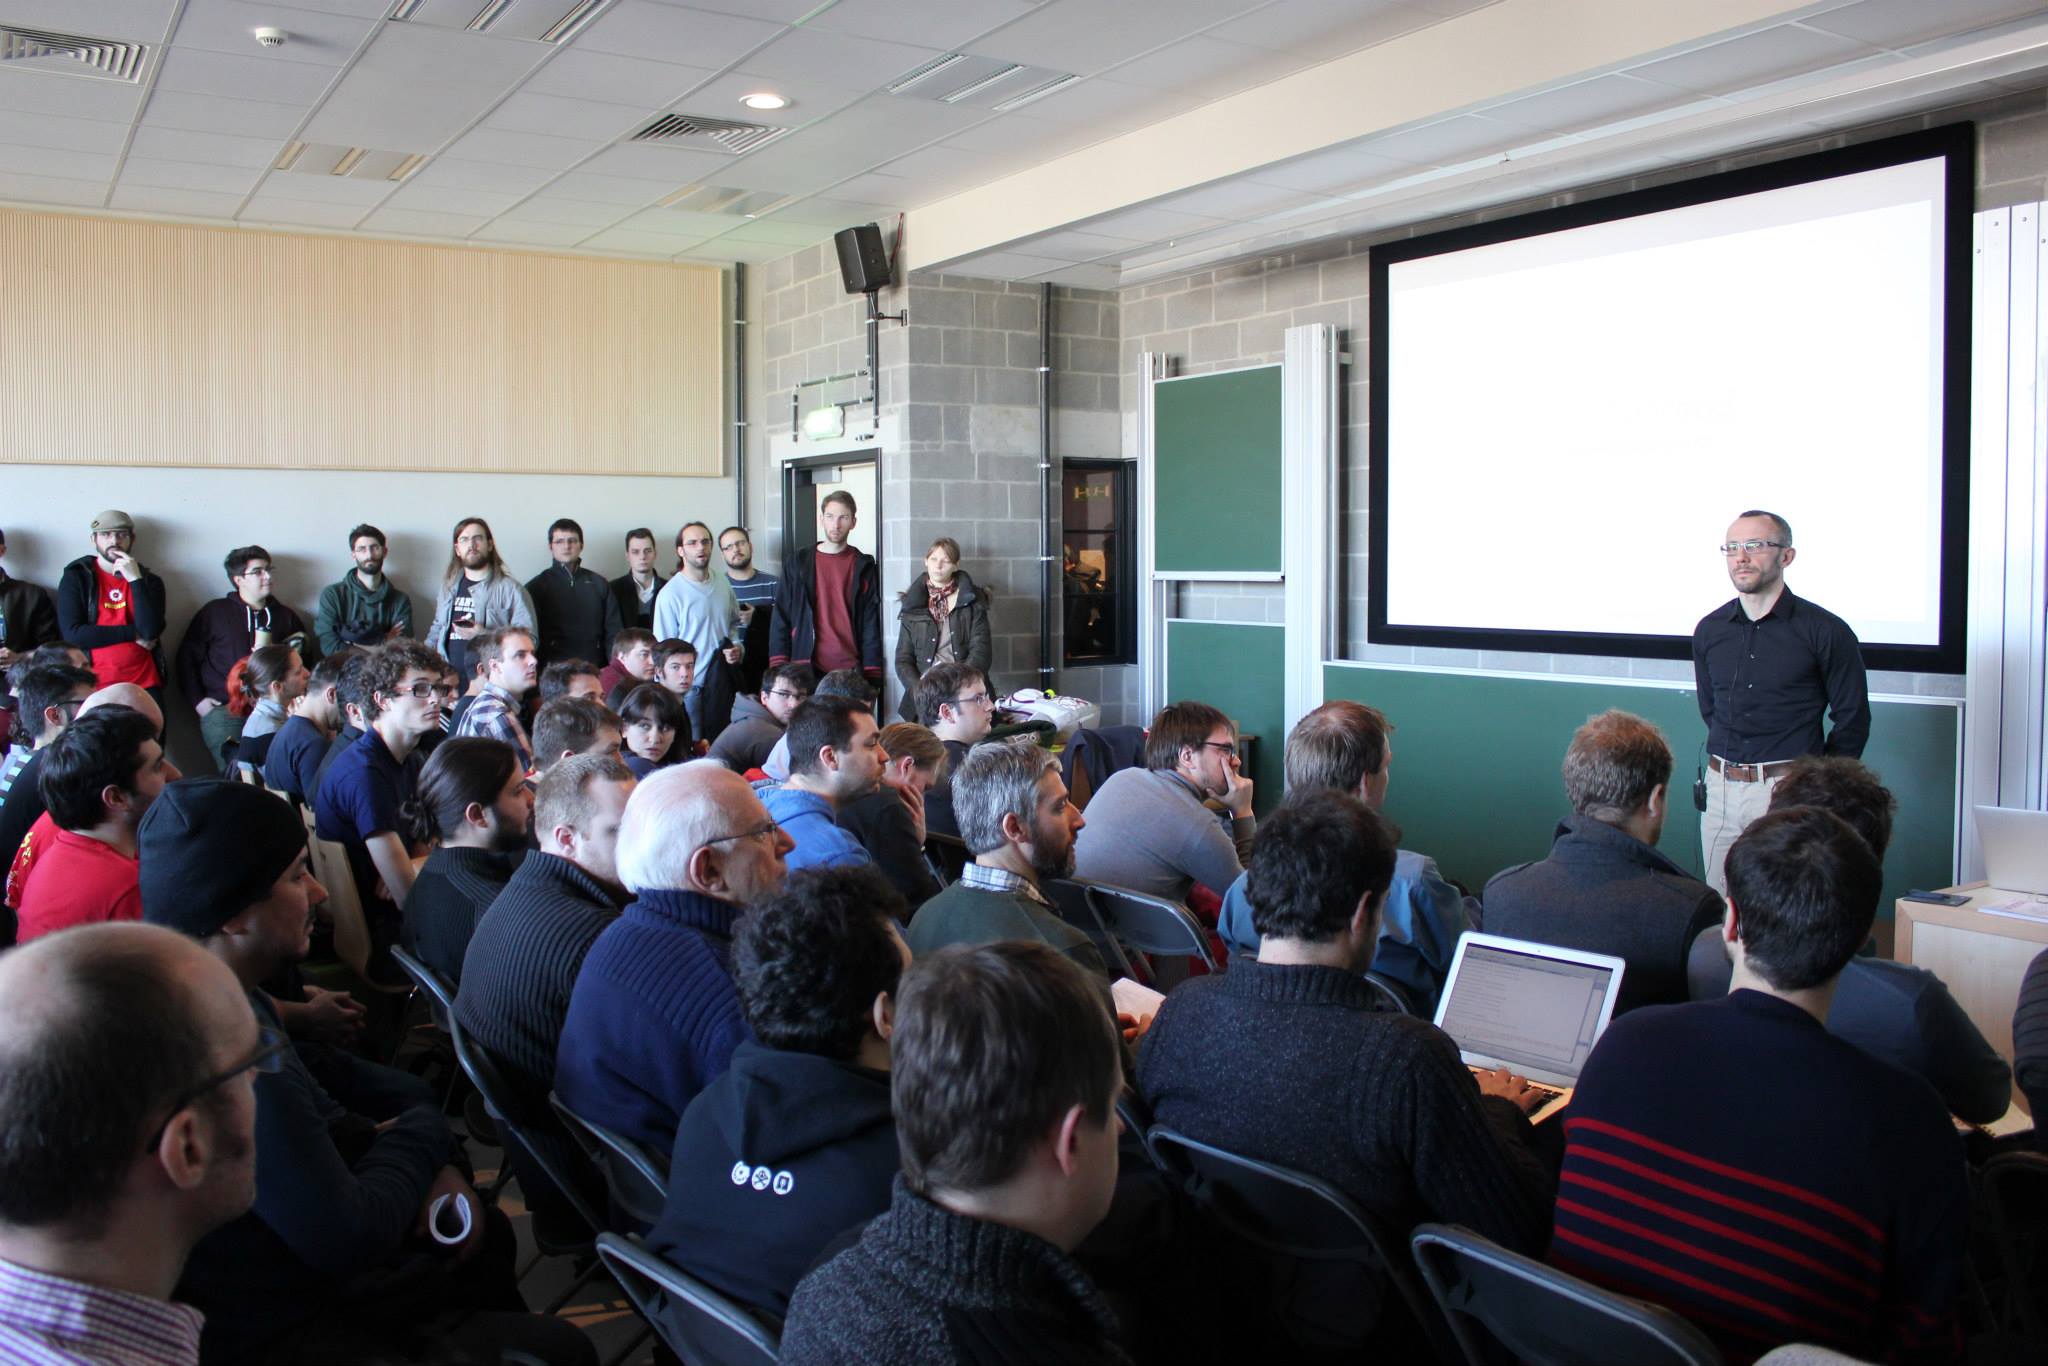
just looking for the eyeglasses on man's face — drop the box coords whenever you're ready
[767,688,809,703]
[143,1024,288,1153]
[952,692,992,709]
[395,681,457,701]
[703,818,782,847]
[1718,539,1786,556]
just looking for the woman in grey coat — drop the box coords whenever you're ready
[894,537,992,721]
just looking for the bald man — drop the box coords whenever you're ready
[0,922,261,1365]
[556,761,794,1153]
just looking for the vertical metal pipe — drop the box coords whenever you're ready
[1039,283,1055,690]
[732,262,748,528]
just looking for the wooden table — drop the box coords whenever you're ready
[1895,882,2048,1117]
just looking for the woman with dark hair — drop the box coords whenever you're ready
[399,736,531,983]
[617,682,690,777]
[893,536,992,722]
[228,644,308,744]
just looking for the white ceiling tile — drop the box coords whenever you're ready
[0,0,177,43]
[1010,77,1204,131]
[154,46,342,103]
[360,206,492,236]
[572,2,787,66]
[170,0,377,65]
[525,50,718,108]
[1360,114,1516,165]
[1478,72,1685,134]
[302,27,546,148]
[1626,23,1875,95]
[1403,0,1500,15]
[118,156,266,194]
[707,219,830,246]
[128,124,285,169]
[0,111,132,154]
[0,170,108,205]
[877,142,1001,197]
[670,71,865,127]
[0,143,118,180]
[1242,146,1417,192]
[940,112,1107,159]
[617,205,759,234]
[344,21,544,86]
[237,195,372,226]
[142,89,314,139]
[470,219,597,246]
[766,196,908,227]
[499,196,636,225]
[1103,33,1305,94]
[107,184,247,216]
[684,236,787,262]
[674,0,820,21]
[738,27,945,91]
[942,247,1067,277]
[1080,202,1231,239]
[689,143,847,193]
[578,225,705,253]
[1209,0,1438,54]
[823,169,913,201]
[804,0,1041,50]
[1014,226,1146,261]
[250,169,400,204]
[1803,0,2048,48]
[403,157,560,195]
[0,70,148,123]
[259,0,395,14]
[483,90,654,143]
[959,0,1267,74]
[446,126,606,169]
[1150,178,1328,218]
[381,182,525,215]
[575,142,738,182]
[538,169,676,205]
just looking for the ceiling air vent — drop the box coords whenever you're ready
[887,53,1076,109]
[630,114,786,156]
[0,26,148,82]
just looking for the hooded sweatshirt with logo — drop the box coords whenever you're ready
[646,1038,896,1317]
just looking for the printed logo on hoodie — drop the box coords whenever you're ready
[729,1160,796,1195]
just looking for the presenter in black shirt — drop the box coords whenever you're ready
[1690,510,1868,894]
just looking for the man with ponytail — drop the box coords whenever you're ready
[402,737,532,983]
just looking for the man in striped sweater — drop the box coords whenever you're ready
[1554,805,1967,1364]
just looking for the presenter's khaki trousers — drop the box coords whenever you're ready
[1700,764,1780,897]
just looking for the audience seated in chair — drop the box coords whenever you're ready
[915,662,995,840]
[707,661,810,774]
[837,721,945,907]
[0,923,261,1366]
[780,941,1132,1366]
[13,705,179,943]
[2021,947,2048,1142]
[1556,805,1969,1362]
[538,657,605,707]
[651,864,911,1317]
[531,695,623,778]
[313,641,447,913]
[0,659,98,878]
[1141,789,1554,1349]
[399,737,531,985]
[1216,700,1474,1011]
[616,680,691,779]
[761,696,884,872]
[555,761,793,1155]
[451,626,537,773]
[1687,756,2011,1124]
[455,753,634,1114]
[1481,709,1722,1014]
[140,778,591,1366]
[261,648,351,803]
[599,626,657,710]
[6,682,161,921]
[759,668,873,783]
[905,735,1106,995]
[1074,699,1255,912]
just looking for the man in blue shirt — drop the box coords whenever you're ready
[315,640,449,914]
[760,697,885,872]
[1216,700,1472,1013]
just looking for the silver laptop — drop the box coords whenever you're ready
[1432,931,1627,1123]
[1975,805,2048,895]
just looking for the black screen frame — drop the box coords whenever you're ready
[1366,123,1974,675]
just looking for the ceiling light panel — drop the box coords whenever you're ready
[271,142,425,179]
[888,51,1078,107]
[392,0,613,43]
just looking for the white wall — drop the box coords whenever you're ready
[3,462,735,770]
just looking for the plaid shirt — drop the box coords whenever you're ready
[0,1256,203,1366]
[958,860,1051,906]
[453,681,532,771]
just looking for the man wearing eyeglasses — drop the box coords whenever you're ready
[708,662,812,774]
[177,544,317,772]
[1691,510,1868,896]
[0,922,261,1366]
[557,762,795,1156]
[914,662,996,840]
[316,641,451,913]
[141,779,591,1366]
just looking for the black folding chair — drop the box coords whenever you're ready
[1148,1125,1459,1363]
[1364,971,1416,1015]
[1088,881,1218,972]
[1409,1222,1722,1366]
[1980,1149,2048,1339]
[596,1232,782,1366]
[551,1091,672,1234]
[387,945,469,1126]
[925,831,971,883]
[1043,877,1142,980]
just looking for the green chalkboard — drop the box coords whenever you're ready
[1322,664,1958,920]
[1153,365,1283,574]
[1167,620,1285,817]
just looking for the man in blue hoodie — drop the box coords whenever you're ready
[649,864,909,1317]
[760,697,886,872]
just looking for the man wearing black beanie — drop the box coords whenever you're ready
[140,779,593,1366]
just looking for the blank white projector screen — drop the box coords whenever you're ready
[1377,148,1956,658]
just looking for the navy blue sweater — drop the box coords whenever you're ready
[1556,990,1967,1363]
[554,886,752,1155]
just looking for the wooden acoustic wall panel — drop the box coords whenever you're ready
[0,208,724,476]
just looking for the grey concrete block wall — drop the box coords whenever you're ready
[1111,89,2048,699]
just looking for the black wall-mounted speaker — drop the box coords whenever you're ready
[834,223,892,295]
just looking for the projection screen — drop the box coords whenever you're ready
[1366,125,1972,674]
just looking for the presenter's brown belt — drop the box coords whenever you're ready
[1708,756,1796,783]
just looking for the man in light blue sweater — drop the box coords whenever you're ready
[760,697,885,873]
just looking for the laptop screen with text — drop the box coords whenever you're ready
[1435,940,1617,1082]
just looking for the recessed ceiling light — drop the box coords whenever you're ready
[739,92,788,111]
